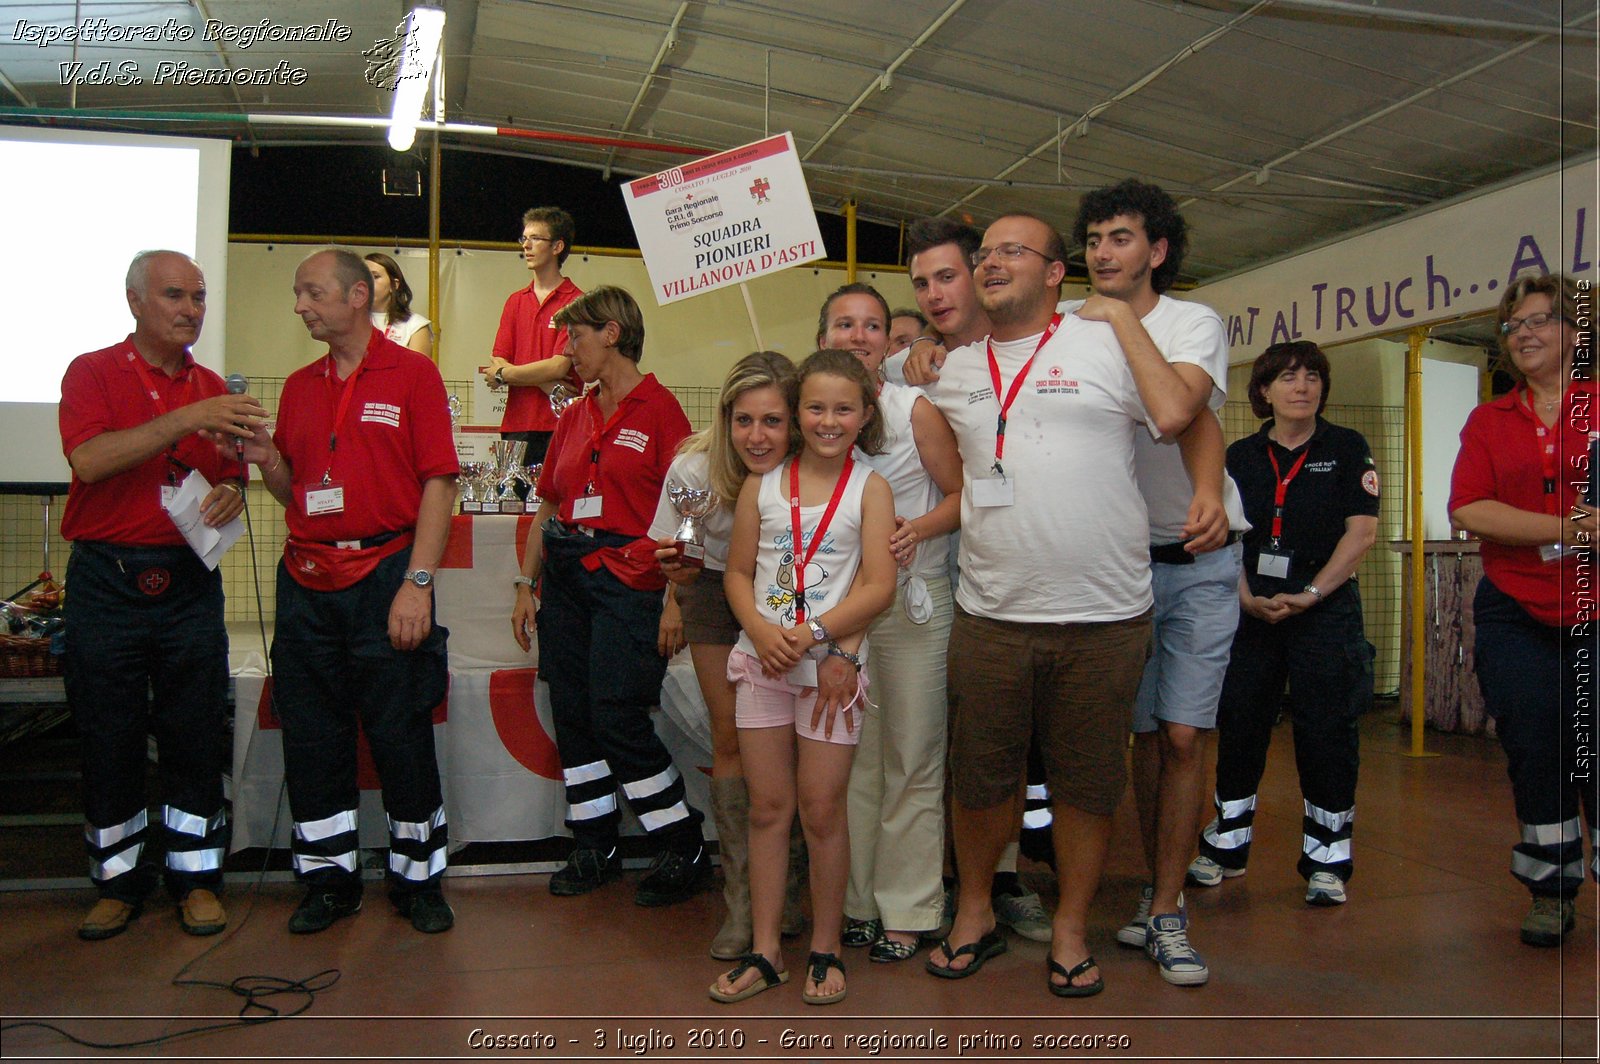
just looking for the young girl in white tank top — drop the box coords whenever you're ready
[713,350,897,1007]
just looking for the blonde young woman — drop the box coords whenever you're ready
[647,352,810,959]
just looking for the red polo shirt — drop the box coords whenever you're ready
[59,337,245,545]
[1450,381,1595,626]
[492,276,583,433]
[274,328,460,543]
[540,374,691,538]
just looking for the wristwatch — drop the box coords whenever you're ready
[1303,583,1324,602]
[512,575,534,589]
[405,569,434,590]
[826,641,862,668]
[492,368,506,388]
[807,617,830,643]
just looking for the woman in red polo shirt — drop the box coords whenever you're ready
[1450,272,1597,948]
[510,286,709,906]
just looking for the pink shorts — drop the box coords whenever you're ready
[727,647,865,746]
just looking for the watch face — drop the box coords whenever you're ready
[410,570,432,588]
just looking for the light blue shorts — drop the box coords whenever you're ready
[1131,541,1243,733]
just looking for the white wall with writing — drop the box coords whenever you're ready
[1195,158,1599,362]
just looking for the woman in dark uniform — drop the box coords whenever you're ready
[1188,341,1379,906]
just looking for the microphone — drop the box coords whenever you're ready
[225,374,249,455]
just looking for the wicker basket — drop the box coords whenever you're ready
[0,633,60,678]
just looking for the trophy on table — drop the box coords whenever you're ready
[667,481,718,569]
[526,463,545,506]
[459,461,493,513]
[488,439,537,513]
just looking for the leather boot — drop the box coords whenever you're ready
[708,777,752,960]
[782,813,808,938]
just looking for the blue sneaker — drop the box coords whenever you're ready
[1145,912,1209,986]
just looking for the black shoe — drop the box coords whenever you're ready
[635,845,713,907]
[288,887,363,934]
[395,889,454,933]
[550,846,622,897]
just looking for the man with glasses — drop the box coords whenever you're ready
[924,213,1169,996]
[903,216,1057,946]
[483,206,583,465]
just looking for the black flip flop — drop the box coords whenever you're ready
[708,953,789,1003]
[924,928,1007,979]
[1048,954,1105,998]
[802,951,847,1005]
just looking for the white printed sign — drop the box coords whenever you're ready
[622,132,825,306]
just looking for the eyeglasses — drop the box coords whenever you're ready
[970,242,1053,268]
[519,235,553,247]
[1500,311,1564,336]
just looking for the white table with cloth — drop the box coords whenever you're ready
[229,514,714,855]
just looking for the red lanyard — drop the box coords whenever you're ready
[1517,386,1561,512]
[128,350,194,482]
[788,455,855,623]
[1266,444,1310,546]
[127,350,192,418]
[985,313,1062,473]
[584,393,632,494]
[323,354,368,480]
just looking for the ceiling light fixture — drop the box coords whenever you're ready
[388,6,446,152]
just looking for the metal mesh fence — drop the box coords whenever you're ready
[3,387,1409,676]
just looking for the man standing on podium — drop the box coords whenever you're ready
[60,249,265,941]
[242,247,459,935]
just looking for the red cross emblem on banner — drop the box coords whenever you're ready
[749,177,771,202]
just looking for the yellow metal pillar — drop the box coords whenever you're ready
[428,130,442,363]
[1404,327,1437,758]
[845,200,857,284]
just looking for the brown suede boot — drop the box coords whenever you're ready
[708,777,752,961]
[782,813,808,938]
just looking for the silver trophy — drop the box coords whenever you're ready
[526,463,545,505]
[487,439,534,512]
[459,461,492,513]
[548,381,579,417]
[667,481,718,569]
[447,393,463,429]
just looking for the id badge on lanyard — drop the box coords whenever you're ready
[979,314,1061,508]
[305,479,346,515]
[1259,444,1308,580]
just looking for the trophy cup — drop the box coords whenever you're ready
[548,381,579,417]
[667,481,718,569]
[488,439,529,513]
[447,393,463,429]
[459,461,490,514]
[526,463,545,506]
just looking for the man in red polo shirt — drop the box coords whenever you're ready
[482,206,584,466]
[244,247,459,935]
[59,250,266,941]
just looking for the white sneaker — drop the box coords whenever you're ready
[1186,855,1245,888]
[1306,871,1347,906]
[1116,885,1186,948]
[993,889,1052,943]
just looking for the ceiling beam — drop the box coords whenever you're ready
[601,1,690,181]
[1183,6,1600,210]
[934,0,1273,218]
[800,0,970,161]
